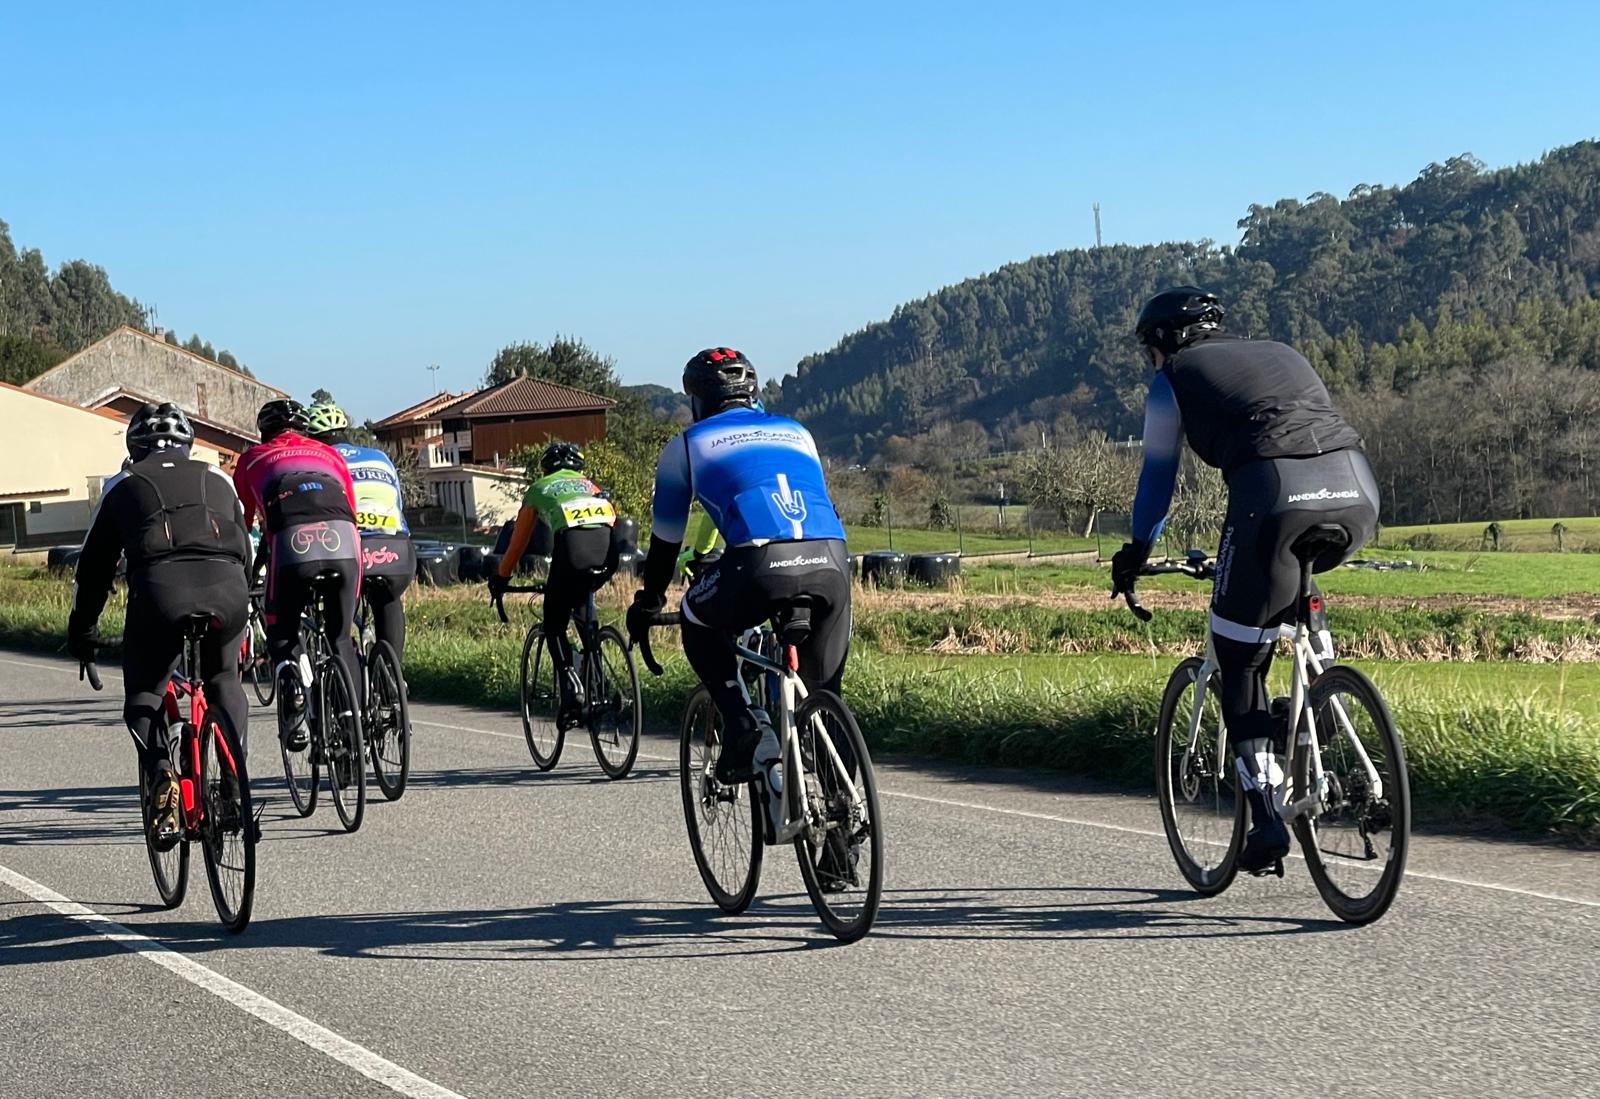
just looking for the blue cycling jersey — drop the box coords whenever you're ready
[1130,371,1184,544]
[651,407,845,547]
[333,442,410,535]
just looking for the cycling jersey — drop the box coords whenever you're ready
[651,407,845,547]
[233,431,358,534]
[332,442,410,535]
[522,470,616,532]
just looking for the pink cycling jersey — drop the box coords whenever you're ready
[233,431,358,534]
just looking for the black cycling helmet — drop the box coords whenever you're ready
[256,398,308,440]
[126,401,195,461]
[683,347,758,421]
[1135,287,1225,356]
[540,440,585,475]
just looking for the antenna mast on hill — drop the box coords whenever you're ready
[1093,203,1103,248]
[427,362,441,392]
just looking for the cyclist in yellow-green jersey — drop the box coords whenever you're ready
[489,442,618,725]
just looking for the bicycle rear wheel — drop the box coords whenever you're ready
[588,626,641,779]
[198,708,256,933]
[1155,656,1244,896]
[365,640,411,801]
[139,728,189,908]
[1292,664,1410,925]
[248,611,274,706]
[679,687,762,913]
[321,656,367,833]
[279,668,318,818]
[793,691,883,943]
[519,628,563,770]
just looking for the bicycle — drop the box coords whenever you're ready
[493,582,640,779]
[633,603,884,943]
[79,617,258,933]
[278,570,367,832]
[241,586,274,706]
[353,580,411,801]
[1124,525,1411,924]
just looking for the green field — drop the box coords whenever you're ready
[1378,516,1600,553]
[843,521,1093,556]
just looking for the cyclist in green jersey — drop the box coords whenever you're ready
[675,509,722,579]
[489,441,618,726]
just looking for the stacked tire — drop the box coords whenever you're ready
[860,550,909,588]
[908,552,961,588]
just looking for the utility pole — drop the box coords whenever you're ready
[1093,203,1103,248]
[427,363,441,392]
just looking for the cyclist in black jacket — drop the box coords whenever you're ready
[67,403,252,842]
[1111,288,1379,874]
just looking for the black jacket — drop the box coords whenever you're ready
[68,453,251,639]
[1163,333,1362,475]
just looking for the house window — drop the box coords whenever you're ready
[28,501,42,514]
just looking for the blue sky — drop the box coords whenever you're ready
[4,1,1597,420]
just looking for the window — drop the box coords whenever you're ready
[28,501,42,514]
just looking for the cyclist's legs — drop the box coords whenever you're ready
[269,523,363,695]
[359,534,414,661]
[121,596,183,785]
[543,527,611,671]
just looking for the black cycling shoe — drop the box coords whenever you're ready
[1239,787,1291,875]
[815,830,860,893]
[714,712,777,785]
[277,670,309,751]
[556,667,586,731]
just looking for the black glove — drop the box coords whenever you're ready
[487,572,510,600]
[67,631,99,666]
[626,588,665,645]
[1110,540,1152,595]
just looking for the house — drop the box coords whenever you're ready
[372,376,614,527]
[0,383,222,548]
[23,326,287,463]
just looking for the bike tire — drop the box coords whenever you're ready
[519,627,563,770]
[365,640,411,801]
[679,686,763,913]
[322,655,367,833]
[279,671,318,818]
[792,690,883,943]
[1292,664,1411,925]
[1155,656,1244,896]
[197,708,256,933]
[588,626,641,779]
[248,613,274,706]
[139,730,189,909]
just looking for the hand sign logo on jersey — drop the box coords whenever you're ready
[772,473,808,523]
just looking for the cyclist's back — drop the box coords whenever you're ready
[630,348,850,784]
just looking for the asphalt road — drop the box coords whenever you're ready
[2,648,1597,1098]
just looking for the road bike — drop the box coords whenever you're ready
[494,583,640,778]
[278,570,367,832]
[241,586,274,706]
[354,579,411,800]
[80,616,258,933]
[1125,525,1410,924]
[633,604,884,943]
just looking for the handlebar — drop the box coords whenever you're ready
[1115,559,1215,623]
[631,610,681,677]
[490,583,546,624]
[80,660,103,692]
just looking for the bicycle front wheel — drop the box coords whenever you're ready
[248,613,274,706]
[679,687,762,913]
[519,628,563,770]
[321,657,367,833]
[139,731,189,908]
[365,640,411,801]
[793,691,883,943]
[1292,664,1410,925]
[588,626,641,779]
[198,708,256,933]
[1155,656,1244,896]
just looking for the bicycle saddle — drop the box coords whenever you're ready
[773,600,813,646]
[312,568,345,584]
[181,613,217,639]
[1291,523,1352,572]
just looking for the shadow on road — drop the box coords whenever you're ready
[0,696,123,732]
[0,784,142,849]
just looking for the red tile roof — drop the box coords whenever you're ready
[438,376,614,419]
[373,389,474,430]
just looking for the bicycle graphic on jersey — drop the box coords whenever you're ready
[290,523,344,555]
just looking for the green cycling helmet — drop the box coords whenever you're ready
[306,401,350,439]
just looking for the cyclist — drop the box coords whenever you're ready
[488,441,618,727]
[234,398,363,748]
[1111,287,1378,874]
[306,400,415,662]
[675,509,722,579]
[67,402,252,842]
[627,347,850,788]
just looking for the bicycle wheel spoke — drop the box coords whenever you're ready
[679,690,762,912]
[520,631,563,770]
[589,628,640,779]
[1155,658,1243,895]
[199,713,255,933]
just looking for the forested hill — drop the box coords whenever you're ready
[779,141,1600,459]
[0,218,249,382]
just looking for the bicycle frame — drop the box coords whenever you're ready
[730,626,863,846]
[161,631,241,832]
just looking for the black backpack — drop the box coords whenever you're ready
[122,456,250,568]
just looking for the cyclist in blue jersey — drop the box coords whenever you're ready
[628,348,851,785]
[307,402,416,661]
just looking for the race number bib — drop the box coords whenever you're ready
[562,497,616,526]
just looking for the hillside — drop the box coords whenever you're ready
[778,142,1600,460]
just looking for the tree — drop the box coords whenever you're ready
[1164,457,1229,553]
[484,335,621,396]
[1021,435,1138,537]
[311,387,334,403]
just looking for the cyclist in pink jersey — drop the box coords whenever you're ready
[234,399,363,749]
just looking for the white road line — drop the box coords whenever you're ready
[14,655,1600,911]
[0,862,467,1099]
